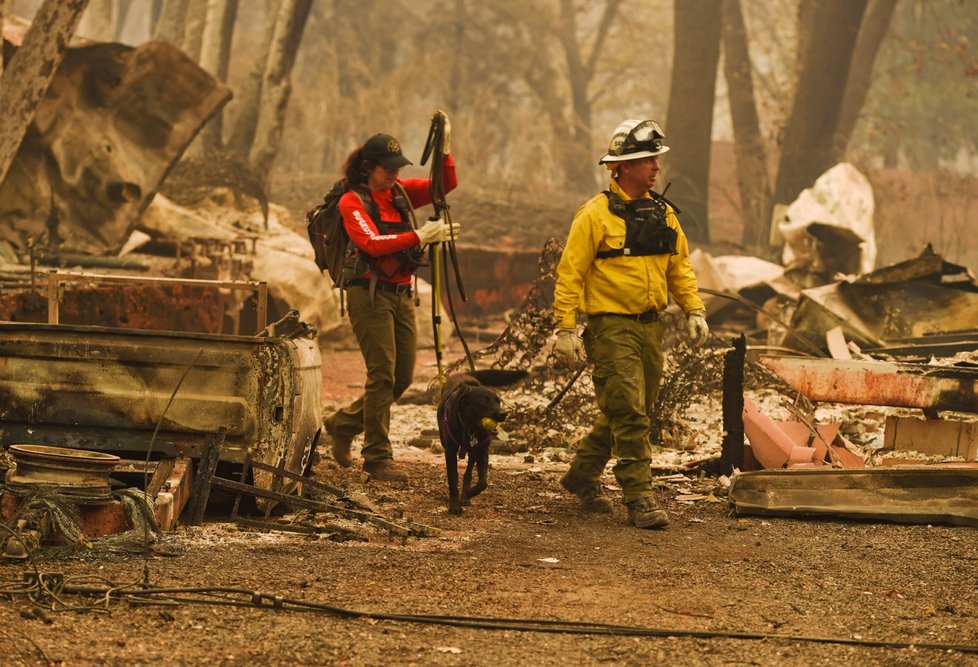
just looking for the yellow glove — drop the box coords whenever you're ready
[554,328,585,365]
[436,109,451,155]
[685,310,709,348]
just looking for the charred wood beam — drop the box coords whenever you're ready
[721,335,747,475]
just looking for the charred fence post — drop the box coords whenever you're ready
[721,335,747,475]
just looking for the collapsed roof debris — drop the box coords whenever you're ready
[774,162,877,284]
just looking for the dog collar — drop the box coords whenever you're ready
[438,401,491,459]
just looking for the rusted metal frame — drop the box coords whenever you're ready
[45,271,268,333]
[232,516,322,535]
[246,459,373,512]
[232,516,362,537]
[229,457,252,523]
[113,460,159,475]
[226,460,364,537]
[209,476,416,537]
[186,427,227,526]
[262,456,292,522]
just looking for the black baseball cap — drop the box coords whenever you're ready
[362,133,412,170]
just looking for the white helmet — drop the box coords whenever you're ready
[598,119,670,164]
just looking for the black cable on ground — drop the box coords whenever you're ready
[37,583,978,656]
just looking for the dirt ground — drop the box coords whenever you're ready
[1,349,977,667]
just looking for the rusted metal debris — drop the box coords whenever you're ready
[758,355,978,413]
[729,467,978,527]
[775,245,978,357]
[212,459,441,541]
[0,30,231,258]
[0,273,322,518]
[5,444,119,505]
[0,446,196,545]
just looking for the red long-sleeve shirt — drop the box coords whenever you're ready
[339,154,458,284]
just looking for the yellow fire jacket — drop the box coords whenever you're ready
[553,179,705,329]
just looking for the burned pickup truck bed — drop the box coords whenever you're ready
[0,321,322,494]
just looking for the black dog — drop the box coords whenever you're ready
[437,369,528,515]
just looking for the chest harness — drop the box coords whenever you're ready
[343,182,426,299]
[595,189,679,259]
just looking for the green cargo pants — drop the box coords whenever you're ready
[566,314,665,504]
[328,285,416,464]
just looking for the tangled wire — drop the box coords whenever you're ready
[0,486,166,564]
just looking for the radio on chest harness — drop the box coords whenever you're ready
[595,189,681,259]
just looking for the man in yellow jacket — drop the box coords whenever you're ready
[552,119,709,529]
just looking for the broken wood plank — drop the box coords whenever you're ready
[729,467,978,527]
[146,458,177,499]
[883,416,978,460]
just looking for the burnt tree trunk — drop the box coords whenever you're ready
[556,0,622,195]
[226,2,279,158]
[773,0,868,207]
[181,0,207,62]
[198,0,239,152]
[0,0,90,189]
[723,0,772,254]
[247,0,313,179]
[448,0,466,114]
[153,0,188,45]
[665,0,723,244]
[114,0,134,41]
[830,0,898,163]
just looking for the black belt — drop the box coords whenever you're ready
[594,309,658,323]
[348,278,413,296]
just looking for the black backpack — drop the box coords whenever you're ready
[305,179,422,292]
[306,179,354,289]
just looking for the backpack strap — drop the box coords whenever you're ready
[392,182,422,306]
[391,181,416,227]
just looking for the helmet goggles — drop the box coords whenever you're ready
[599,119,670,164]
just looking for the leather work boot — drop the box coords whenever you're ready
[560,471,613,513]
[323,417,354,468]
[363,459,409,482]
[626,497,670,529]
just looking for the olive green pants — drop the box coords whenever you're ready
[566,315,666,504]
[328,285,416,464]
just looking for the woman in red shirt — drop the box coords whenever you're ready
[324,115,458,481]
